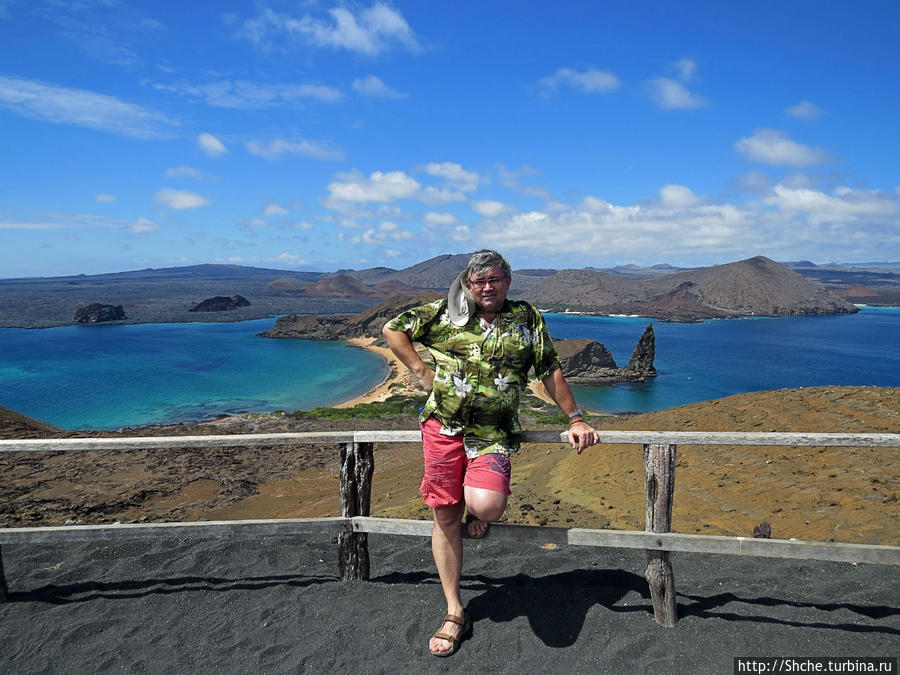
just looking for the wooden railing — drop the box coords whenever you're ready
[1,430,898,627]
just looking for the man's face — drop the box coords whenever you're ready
[466,264,511,313]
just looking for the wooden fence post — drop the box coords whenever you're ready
[644,442,678,627]
[338,441,374,581]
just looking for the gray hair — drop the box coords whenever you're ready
[465,249,511,280]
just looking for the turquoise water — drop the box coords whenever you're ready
[0,307,897,430]
[0,319,387,430]
[546,306,900,413]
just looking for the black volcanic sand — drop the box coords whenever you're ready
[1,534,897,673]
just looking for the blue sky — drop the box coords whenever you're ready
[1,1,899,278]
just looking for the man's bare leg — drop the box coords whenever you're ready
[429,501,467,654]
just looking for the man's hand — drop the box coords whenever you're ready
[567,420,598,454]
[382,324,435,394]
[412,364,435,393]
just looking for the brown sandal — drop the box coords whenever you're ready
[429,612,472,657]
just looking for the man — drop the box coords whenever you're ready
[382,249,598,656]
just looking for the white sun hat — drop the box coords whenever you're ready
[447,270,475,326]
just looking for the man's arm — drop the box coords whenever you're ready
[541,367,598,454]
[382,324,435,393]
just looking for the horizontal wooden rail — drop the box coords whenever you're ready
[0,518,349,544]
[1,516,896,566]
[1,430,897,453]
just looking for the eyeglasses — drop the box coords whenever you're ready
[466,275,507,288]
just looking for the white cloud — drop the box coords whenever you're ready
[95,193,116,203]
[154,188,210,210]
[197,133,228,157]
[731,170,773,195]
[735,128,831,167]
[326,170,420,203]
[785,100,824,121]
[672,58,697,81]
[264,204,289,216]
[424,162,481,192]
[274,252,307,265]
[281,220,314,231]
[166,166,204,180]
[659,184,700,208]
[539,67,620,95]
[0,75,175,139]
[0,220,68,231]
[496,164,551,199]
[764,184,900,224]
[352,75,406,98]
[452,225,471,242]
[128,218,159,234]
[647,77,706,109]
[476,183,900,265]
[154,80,342,109]
[246,137,345,161]
[0,212,128,232]
[238,3,419,56]
[483,202,753,261]
[424,212,458,226]
[472,200,506,217]
[421,186,467,203]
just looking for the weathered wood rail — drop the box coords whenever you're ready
[1,430,898,627]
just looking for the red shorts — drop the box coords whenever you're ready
[419,417,512,508]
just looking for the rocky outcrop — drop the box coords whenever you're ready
[622,324,657,380]
[260,292,443,341]
[554,339,618,380]
[555,324,656,384]
[73,303,125,323]
[190,295,251,312]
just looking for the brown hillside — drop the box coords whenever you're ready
[524,256,856,318]
[267,276,304,291]
[835,285,880,299]
[0,406,67,439]
[302,274,380,298]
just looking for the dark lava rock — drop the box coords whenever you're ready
[753,520,772,538]
[555,339,619,380]
[555,324,656,384]
[190,295,251,312]
[73,303,126,323]
[622,324,657,380]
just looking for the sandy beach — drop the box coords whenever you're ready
[335,337,413,407]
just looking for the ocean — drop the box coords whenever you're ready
[0,307,897,430]
[546,306,900,413]
[0,318,387,430]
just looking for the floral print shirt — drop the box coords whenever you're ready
[386,298,561,457]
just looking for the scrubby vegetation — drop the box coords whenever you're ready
[289,394,426,420]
